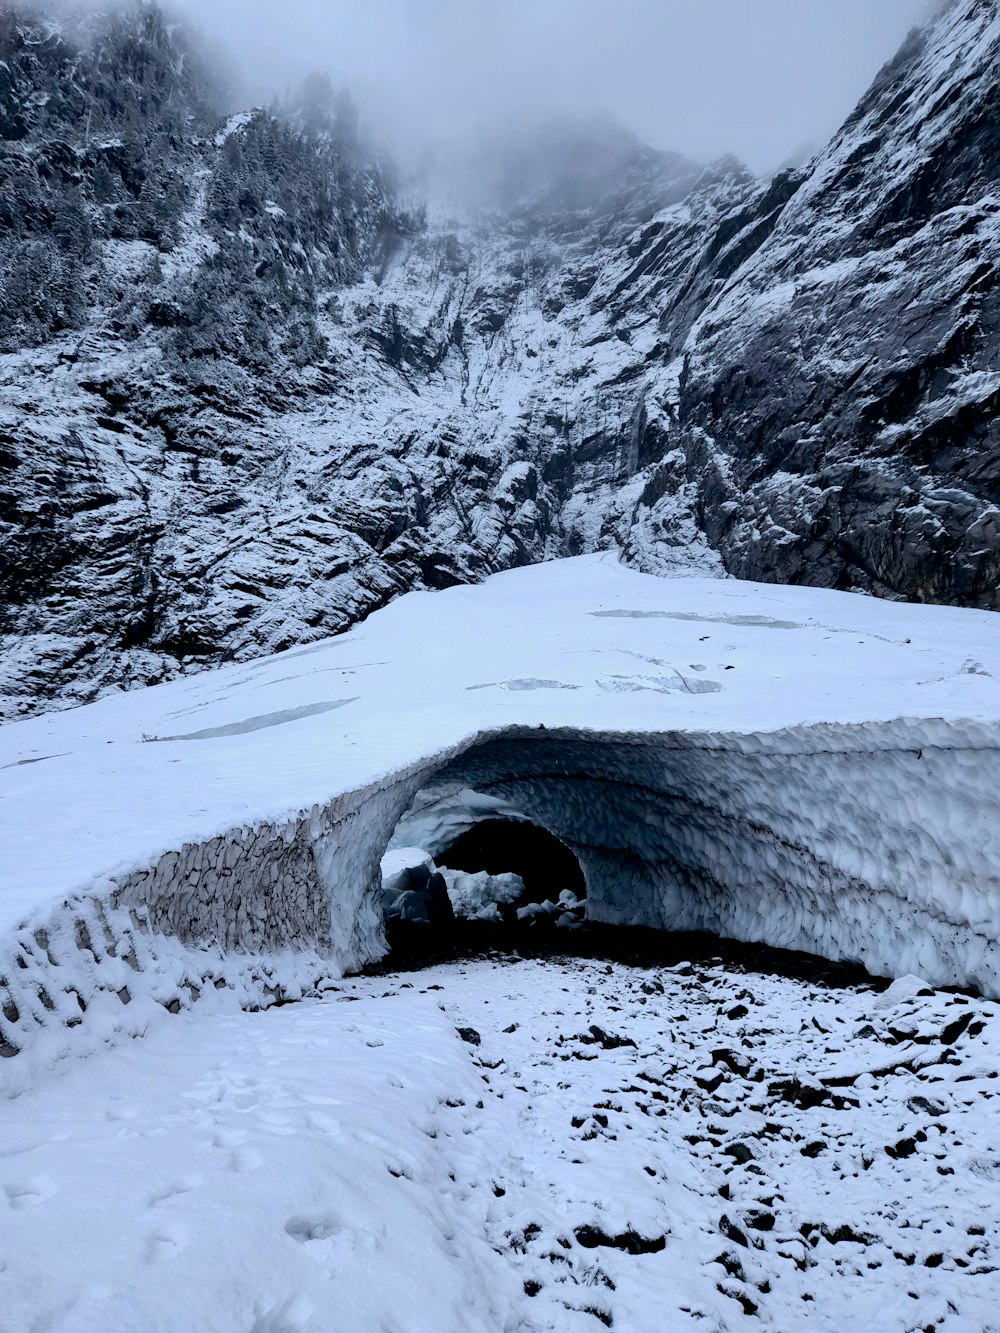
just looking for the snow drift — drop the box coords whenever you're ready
[1,555,999,1089]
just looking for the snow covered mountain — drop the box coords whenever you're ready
[1,0,998,720]
[671,0,1000,605]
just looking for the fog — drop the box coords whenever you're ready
[175,0,934,175]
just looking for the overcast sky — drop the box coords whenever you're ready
[178,0,935,174]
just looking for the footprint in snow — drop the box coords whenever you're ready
[251,1294,315,1333]
[285,1212,343,1243]
[3,1177,55,1208]
[258,1110,297,1136]
[229,1146,265,1173]
[305,1110,343,1137]
[149,1175,202,1206]
[105,1102,140,1122]
[144,1225,187,1263]
[0,1136,44,1159]
[212,1127,247,1151]
[230,1087,259,1110]
[209,1127,263,1170]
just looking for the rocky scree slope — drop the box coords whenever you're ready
[1,0,998,720]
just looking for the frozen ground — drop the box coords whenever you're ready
[1,953,998,1333]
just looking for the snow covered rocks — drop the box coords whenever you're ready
[2,554,1000,1083]
[2,955,999,1331]
[381,848,455,927]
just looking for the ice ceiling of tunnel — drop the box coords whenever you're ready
[2,553,1000,1079]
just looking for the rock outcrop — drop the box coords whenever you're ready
[664,0,1000,605]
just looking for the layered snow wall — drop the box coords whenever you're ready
[2,556,999,1088]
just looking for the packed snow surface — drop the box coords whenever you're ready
[2,554,1000,1079]
[2,955,999,1333]
[2,553,999,921]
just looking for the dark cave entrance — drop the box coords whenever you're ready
[435,818,587,906]
[381,816,590,966]
[374,738,895,989]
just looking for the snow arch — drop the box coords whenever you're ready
[423,723,1000,988]
[7,714,1000,1095]
[3,557,1000,1089]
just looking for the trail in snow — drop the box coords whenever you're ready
[1,956,998,1333]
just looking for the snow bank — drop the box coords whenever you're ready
[2,554,1000,1086]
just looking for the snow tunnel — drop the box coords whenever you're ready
[4,714,1000,1086]
[104,717,1000,998]
[374,720,1000,992]
[384,778,588,927]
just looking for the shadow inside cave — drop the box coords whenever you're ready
[380,810,889,989]
[375,917,894,990]
[371,721,999,999]
[435,817,587,908]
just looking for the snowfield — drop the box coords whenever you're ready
[2,554,1000,1087]
[1,955,999,1333]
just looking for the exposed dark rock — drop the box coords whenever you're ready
[661,0,1000,607]
[800,1140,828,1158]
[722,1141,755,1165]
[885,1136,919,1159]
[574,1224,666,1255]
[579,1025,637,1051]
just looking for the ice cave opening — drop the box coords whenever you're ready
[436,819,587,911]
[380,777,589,940]
[370,724,1000,991]
[4,716,1000,1085]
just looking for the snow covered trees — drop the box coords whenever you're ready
[0,2,411,358]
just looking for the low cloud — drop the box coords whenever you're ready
[176,0,933,174]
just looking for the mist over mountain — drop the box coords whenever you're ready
[175,0,932,177]
[1,0,997,719]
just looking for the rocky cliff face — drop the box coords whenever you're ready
[1,0,997,719]
[665,0,1000,604]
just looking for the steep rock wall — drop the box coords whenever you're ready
[7,2,1000,719]
[663,0,1000,605]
